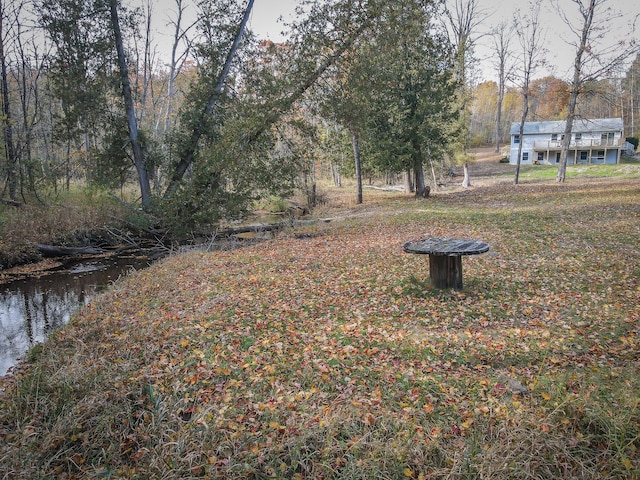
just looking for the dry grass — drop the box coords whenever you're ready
[0,188,125,269]
[1,162,640,479]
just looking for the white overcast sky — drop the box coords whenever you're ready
[146,0,638,83]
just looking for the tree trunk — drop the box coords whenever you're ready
[165,0,190,135]
[495,70,505,154]
[557,0,595,183]
[515,90,529,185]
[352,131,362,204]
[514,118,524,185]
[109,0,152,210]
[429,158,438,188]
[332,163,341,187]
[414,160,427,197]
[405,169,414,193]
[0,12,18,201]
[164,0,255,198]
[514,3,542,185]
[493,22,510,154]
[462,162,471,187]
[35,244,104,257]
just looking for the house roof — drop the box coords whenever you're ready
[510,118,623,135]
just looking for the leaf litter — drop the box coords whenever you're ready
[1,177,639,479]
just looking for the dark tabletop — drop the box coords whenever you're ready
[403,237,489,256]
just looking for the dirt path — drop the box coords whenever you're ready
[465,146,514,186]
[429,146,513,189]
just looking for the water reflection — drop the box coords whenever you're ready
[1,256,150,376]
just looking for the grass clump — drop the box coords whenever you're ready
[1,170,640,478]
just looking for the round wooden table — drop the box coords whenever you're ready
[403,237,489,290]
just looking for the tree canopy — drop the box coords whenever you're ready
[0,0,636,236]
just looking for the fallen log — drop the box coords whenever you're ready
[34,244,105,257]
[362,185,405,192]
[216,221,289,237]
[217,216,338,237]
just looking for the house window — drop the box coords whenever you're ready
[593,150,605,163]
[522,152,529,162]
[575,133,582,142]
[514,135,520,144]
[601,132,614,146]
[551,134,558,141]
[578,151,588,164]
[537,152,544,164]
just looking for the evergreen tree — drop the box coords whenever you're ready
[364,1,458,196]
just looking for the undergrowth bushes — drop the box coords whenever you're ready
[0,188,125,269]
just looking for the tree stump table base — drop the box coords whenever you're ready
[403,237,489,290]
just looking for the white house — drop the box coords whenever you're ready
[509,118,624,165]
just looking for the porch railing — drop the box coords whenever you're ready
[532,138,624,150]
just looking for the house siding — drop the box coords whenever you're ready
[509,118,623,166]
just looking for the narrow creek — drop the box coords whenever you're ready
[0,214,291,377]
[0,255,152,376]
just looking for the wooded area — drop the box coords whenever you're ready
[0,0,638,237]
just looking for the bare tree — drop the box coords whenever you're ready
[352,132,362,204]
[13,9,47,198]
[491,21,514,154]
[0,0,18,200]
[626,54,639,137]
[556,0,638,183]
[165,0,194,136]
[513,0,545,185]
[135,0,155,125]
[443,0,490,188]
[109,0,152,209]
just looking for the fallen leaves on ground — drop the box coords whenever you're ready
[1,178,639,479]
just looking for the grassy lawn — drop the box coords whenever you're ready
[518,163,640,181]
[1,170,639,478]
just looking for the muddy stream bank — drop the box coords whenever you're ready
[0,253,154,376]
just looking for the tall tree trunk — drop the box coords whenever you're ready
[513,2,542,185]
[495,65,505,154]
[462,163,471,187]
[413,159,427,197]
[429,158,438,187]
[557,0,595,183]
[0,11,18,201]
[331,163,341,187]
[352,131,362,204]
[514,99,527,185]
[110,0,152,210]
[164,0,255,198]
[165,0,190,135]
[515,70,531,185]
[493,21,511,154]
[405,169,414,193]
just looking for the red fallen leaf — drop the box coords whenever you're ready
[493,383,506,395]
[451,424,461,436]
